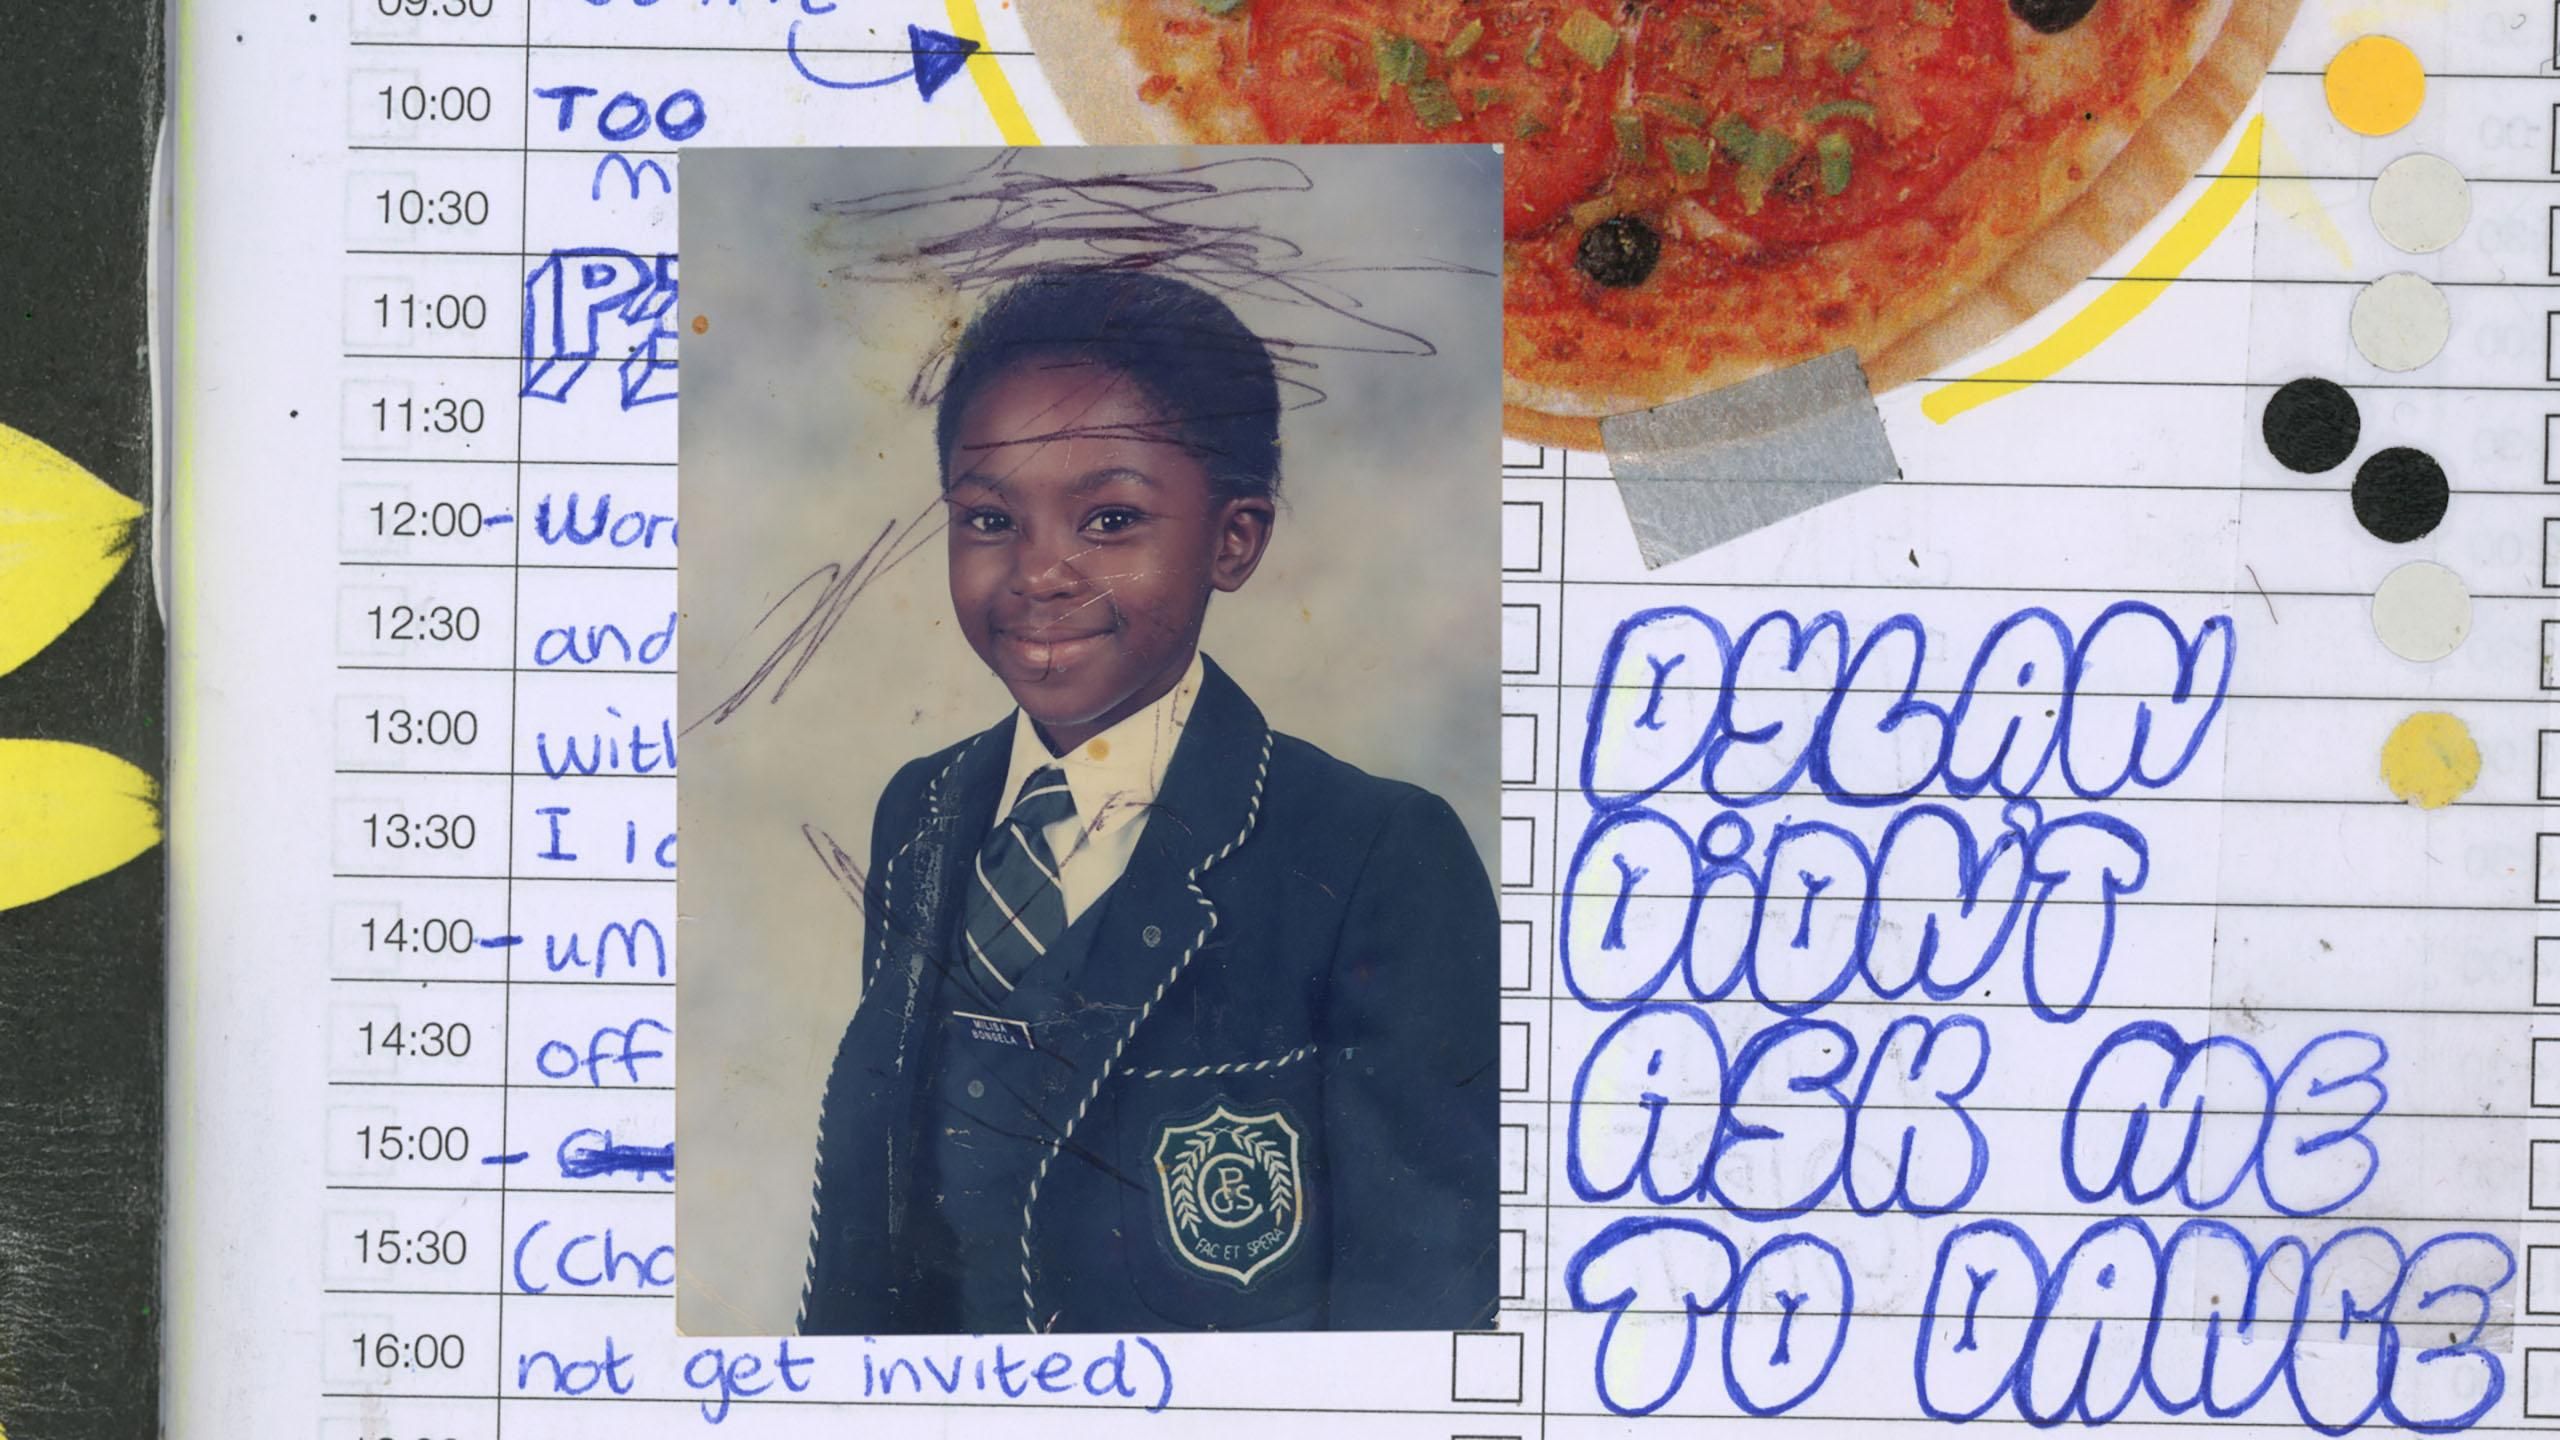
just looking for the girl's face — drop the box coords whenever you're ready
[942,358,1274,755]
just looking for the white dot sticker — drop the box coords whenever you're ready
[2370,153,2470,254]
[2349,272,2450,373]
[2370,560,2471,662]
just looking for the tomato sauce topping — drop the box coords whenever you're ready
[1241,0,1624,238]
[1624,0,2014,250]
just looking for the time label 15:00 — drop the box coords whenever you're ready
[354,1123,471,1163]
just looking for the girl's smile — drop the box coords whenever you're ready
[943,358,1273,754]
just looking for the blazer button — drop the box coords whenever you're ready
[966,1079,986,1099]
[1142,924,1163,948]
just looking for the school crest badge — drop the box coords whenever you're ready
[1153,1105,1303,1285]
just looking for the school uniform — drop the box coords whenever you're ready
[799,653,1500,1335]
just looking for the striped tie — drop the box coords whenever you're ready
[960,765,1077,995]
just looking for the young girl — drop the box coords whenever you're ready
[799,268,1500,1335]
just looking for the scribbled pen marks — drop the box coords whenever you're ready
[2007,0,2099,33]
[815,151,1492,415]
[2260,377,2360,474]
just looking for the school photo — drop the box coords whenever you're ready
[675,146,1506,1336]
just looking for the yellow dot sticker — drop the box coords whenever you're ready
[2380,711,2478,810]
[2326,36,2425,137]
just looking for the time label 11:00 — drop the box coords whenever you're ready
[371,293,487,332]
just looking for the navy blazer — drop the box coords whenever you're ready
[800,657,1500,1335]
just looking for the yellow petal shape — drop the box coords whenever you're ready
[0,740,160,911]
[0,423,143,679]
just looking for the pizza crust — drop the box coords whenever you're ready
[1019,0,2298,448]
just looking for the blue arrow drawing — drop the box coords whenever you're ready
[788,20,981,101]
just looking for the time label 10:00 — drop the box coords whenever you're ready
[380,85,491,124]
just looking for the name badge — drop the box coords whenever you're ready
[952,1009,1034,1051]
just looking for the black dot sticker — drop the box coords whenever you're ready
[2351,447,2447,544]
[2261,377,2360,474]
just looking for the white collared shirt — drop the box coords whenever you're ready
[995,650,1205,924]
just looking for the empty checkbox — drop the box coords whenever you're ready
[1451,1330,1525,1404]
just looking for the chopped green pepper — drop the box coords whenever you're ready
[1409,78,1462,127]
[1828,38,1867,72]
[1196,0,1249,15]
[1373,30,1427,88]
[1804,98,1876,125]
[1817,131,1854,195]
[1612,111,1646,163]
[1559,9,1618,68]
[1746,41,1785,78]
[1639,93,1710,127]
[1715,120,1799,213]
[1663,132,1714,176]
[1444,18,1484,58]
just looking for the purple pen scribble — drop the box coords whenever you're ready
[815,150,1491,414]
[694,494,946,728]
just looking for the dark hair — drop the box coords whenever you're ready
[934,269,1282,500]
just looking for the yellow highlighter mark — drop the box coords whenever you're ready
[2380,711,2479,810]
[1922,116,2264,425]
[946,0,1042,145]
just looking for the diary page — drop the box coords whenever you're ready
[167,0,2560,1435]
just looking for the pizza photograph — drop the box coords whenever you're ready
[1021,0,2299,445]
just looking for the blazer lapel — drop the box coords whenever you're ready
[1006,657,1277,1190]
[854,717,1010,1294]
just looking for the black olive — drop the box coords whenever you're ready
[2008,0,2098,32]
[1576,215,1660,288]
